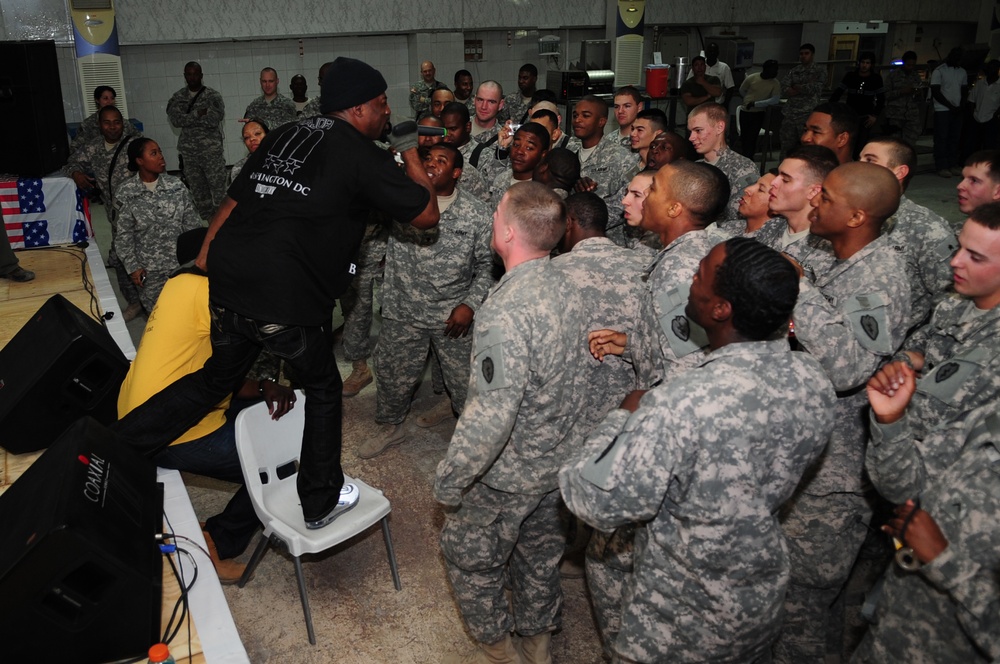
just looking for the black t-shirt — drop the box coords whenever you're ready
[209,116,429,326]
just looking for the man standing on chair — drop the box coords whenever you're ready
[112,57,439,530]
[117,229,297,583]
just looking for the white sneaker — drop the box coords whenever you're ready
[305,483,360,529]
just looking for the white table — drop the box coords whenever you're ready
[159,468,250,664]
[89,237,248,663]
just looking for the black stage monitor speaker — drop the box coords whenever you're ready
[0,294,130,454]
[0,417,163,662]
[0,40,69,176]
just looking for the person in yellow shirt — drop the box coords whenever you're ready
[118,229,296,582]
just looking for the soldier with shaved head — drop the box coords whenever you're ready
[774,161,912,663]
[861,136,958,329]
[589,161,730,387]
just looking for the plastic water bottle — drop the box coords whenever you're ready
[147,643,176,664]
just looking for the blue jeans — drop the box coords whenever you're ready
[154,419,259,559]
[113,302,345,521]
[934,109,963,170]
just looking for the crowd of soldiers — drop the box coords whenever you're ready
[361,56,1000,664]
[83,52,999,664]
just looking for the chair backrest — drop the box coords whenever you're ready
[234,391,306,525]
[735,105,745,136]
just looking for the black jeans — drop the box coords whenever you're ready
[113,303,345,520]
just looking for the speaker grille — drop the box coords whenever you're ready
[78,53,128,118]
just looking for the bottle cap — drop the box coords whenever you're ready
[148,643,170,662]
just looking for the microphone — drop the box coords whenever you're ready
[417,126,448,137]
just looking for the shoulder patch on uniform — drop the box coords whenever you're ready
[671,316,690,341]
[845,292,892,355]
[581,435,626,490]
[860,314,879,341]
[933,235,958,261]
[475,326,510,392]
[656,284,708,358]
[935,362,959,383]
[916,347,987,406]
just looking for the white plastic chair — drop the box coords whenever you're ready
[234,392,401,644]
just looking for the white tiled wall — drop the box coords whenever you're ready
[58,35,411,168]
[58,29,609,168]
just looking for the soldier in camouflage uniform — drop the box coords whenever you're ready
[607,133,685,250]
[717,172,777,236]
[756,145,840,279]
[565,96,640,222]
[339,218,387,397]
[800,102,859,166]
[227,120,269,187]
[113,138,204,313]
[774,163,912,663]
[600,110,665,238]
[360,145,494,459]
[779,43,827,156]
[434,182,613,664]
[71,85,140,153]
[166,61,227,221]
[409,60,444,119]
[867,203,1000,450]
[861,137,957,329]
[440,102,492,202]
[611,170,655,252]
[301,62,332,118]
[882,51,925,146]
[242,68,297,130]
[486,123,550,203]
[607,86,643,148]
[778,44,826,158]
[590,162,729,388]
[454,69,475,114]
[470,81,505,146]
[561,237,837,664]
[549,192,646,656]
[687,102,759,219]
[856,382,1000,663]
[64,105,142,317]
[498,64,537,125]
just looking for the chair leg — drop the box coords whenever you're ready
[380,516,402,591]
[293,555,317,645]
[238,533,272,588]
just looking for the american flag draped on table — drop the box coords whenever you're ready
[1,176,92,249]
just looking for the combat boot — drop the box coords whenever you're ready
[356,423,405,459]
[416,398,456,428]
[516,632,552,664]
[442,634,524,664]
[342,359,372,397]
